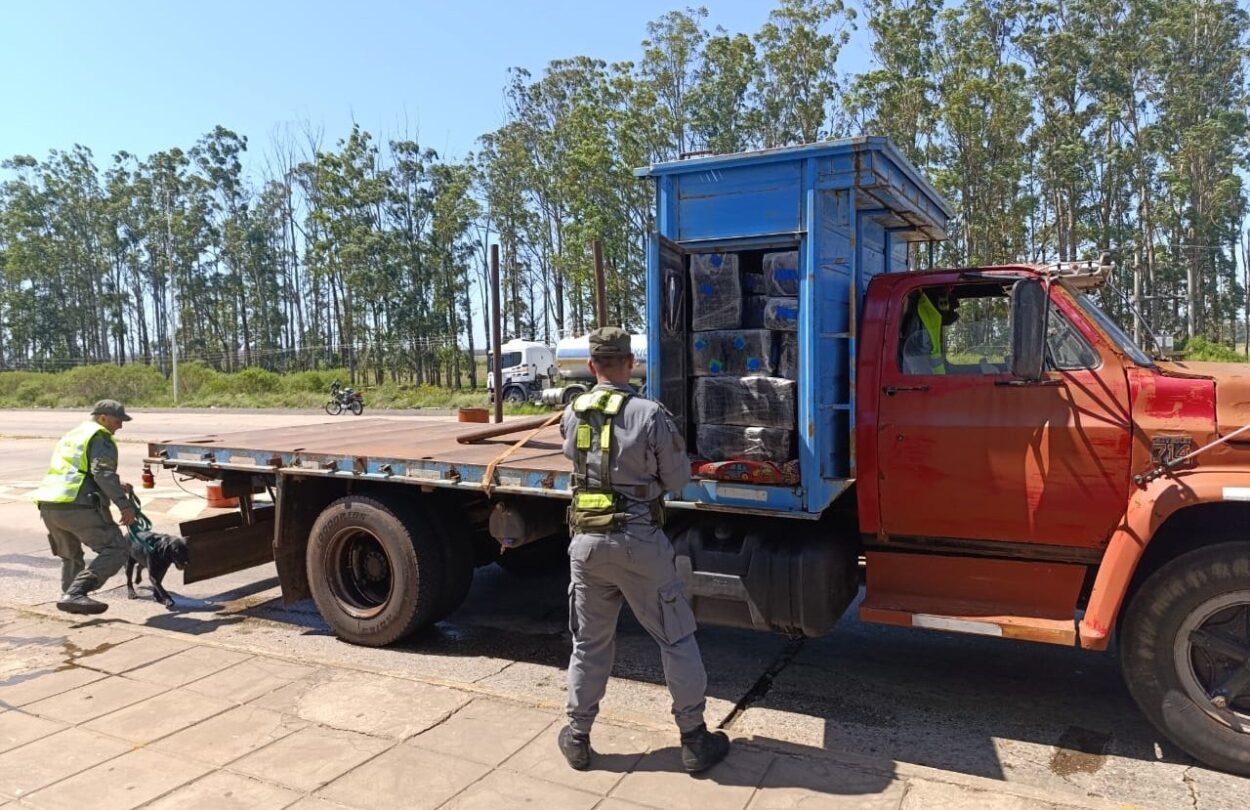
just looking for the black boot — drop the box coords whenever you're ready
[57,574,107,615]
[557,725,591,771]
[680,724,730,773]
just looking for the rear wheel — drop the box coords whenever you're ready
[1121,541,1250,775]
[306,495,444,646]
[349,400,364,416]
[325,400,342,416]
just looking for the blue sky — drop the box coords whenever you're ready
[0,1,871,171]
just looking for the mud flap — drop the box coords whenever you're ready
[179,505,275,584]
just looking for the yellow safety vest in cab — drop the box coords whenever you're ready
[568,389,635,533]
[32,421,115,504]
[916,292,947,375]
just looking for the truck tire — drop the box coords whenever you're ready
[306,495,445,646]
[1120,541,1250,775]
[424,502,474,622]
[503,386,528,405]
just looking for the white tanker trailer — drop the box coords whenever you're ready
[539,333,647,406]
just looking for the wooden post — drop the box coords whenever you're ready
[491,244,503,424]
[593,239,608,328]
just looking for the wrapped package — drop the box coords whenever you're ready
[690,253,742,330]
[763,297,799,331]
[764,250,800,296]
[743,295,767,328]
[690,330,775,377]
[741,272,767,295]
[777,334,798,380]
[693,376,796,428]
[697,424,793,464]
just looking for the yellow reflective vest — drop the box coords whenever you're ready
[32,421,115,504]
[916,292,946,374]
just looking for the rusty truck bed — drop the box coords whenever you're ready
[147,417,575,499]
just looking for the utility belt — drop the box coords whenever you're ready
[568,487,665,534]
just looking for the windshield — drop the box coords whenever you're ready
[488,351,523,371]
[1071,289,1154,367]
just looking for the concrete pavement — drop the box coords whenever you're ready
[2,606,1129,810]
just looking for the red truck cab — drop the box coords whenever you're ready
[855,262,1250,774]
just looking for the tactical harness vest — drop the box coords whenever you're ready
[568,389,664,533]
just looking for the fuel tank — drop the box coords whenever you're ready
[555,333,648,381]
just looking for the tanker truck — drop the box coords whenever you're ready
[539,333,648,406]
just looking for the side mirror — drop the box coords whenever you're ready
[1010,278,1047,381]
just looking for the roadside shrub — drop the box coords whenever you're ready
[280,368,347,394]
[225,367,282,395]
[56,363,168,405]
[174,361,220,398]
[1182,337,1247,363]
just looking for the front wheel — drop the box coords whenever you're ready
[349,400,364,416]
[325,400,343,416]
[503,386,528,405]
[1121,541,1250,775]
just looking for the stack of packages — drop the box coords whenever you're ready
[689,251,800,482]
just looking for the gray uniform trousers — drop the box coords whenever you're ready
[566,522,708,736]
[40,505,129,594]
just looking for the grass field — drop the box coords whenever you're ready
[0,363,549,413]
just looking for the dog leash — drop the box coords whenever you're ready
[125,492,157,553]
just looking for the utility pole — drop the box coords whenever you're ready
[164,183,179,404]
[491,244,503,424]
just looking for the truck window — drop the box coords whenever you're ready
[1046,304,1099,370]
[899,285,1011,375]
[488,352,523,371]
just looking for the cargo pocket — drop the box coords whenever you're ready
[568,582,580,636]
[658,580,697,644]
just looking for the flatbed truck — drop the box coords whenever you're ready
[149,137,1250,775]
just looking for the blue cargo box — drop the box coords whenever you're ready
[636,137,953,517]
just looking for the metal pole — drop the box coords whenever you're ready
[165,186,179,404]
[593,239,608,327]
[491,244,503,424]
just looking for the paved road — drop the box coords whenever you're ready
[1,409,1247,809]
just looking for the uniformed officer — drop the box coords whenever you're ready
[558,327,730,774]
[32,400,136,615]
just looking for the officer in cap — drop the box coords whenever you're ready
[557,327,730,773]
[32,400,137,615]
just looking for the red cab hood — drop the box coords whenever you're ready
[1156,360,1250,435]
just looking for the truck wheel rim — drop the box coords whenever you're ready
[1174,590,1250,732]
[327,528,392,619]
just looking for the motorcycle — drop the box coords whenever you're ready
[325,381,365,416]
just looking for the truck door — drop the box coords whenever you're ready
[875,278,1132,548]
[650,234,688,437]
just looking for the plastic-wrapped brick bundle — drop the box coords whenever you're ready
[777,334,798,380]
[764,250,799,296]
[690,330,774,376]
[763,297,799,331]
[697,424,793,464]
[743,295,766,328]
[690,253,742,330]
[741,272,767,295]
[693,376,796,428]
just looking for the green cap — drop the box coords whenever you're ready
[588,327,632,358]
[91,399,132,422]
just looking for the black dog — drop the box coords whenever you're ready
[125,530,190,608]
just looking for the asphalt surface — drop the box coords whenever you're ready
[2,408,1248,809]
